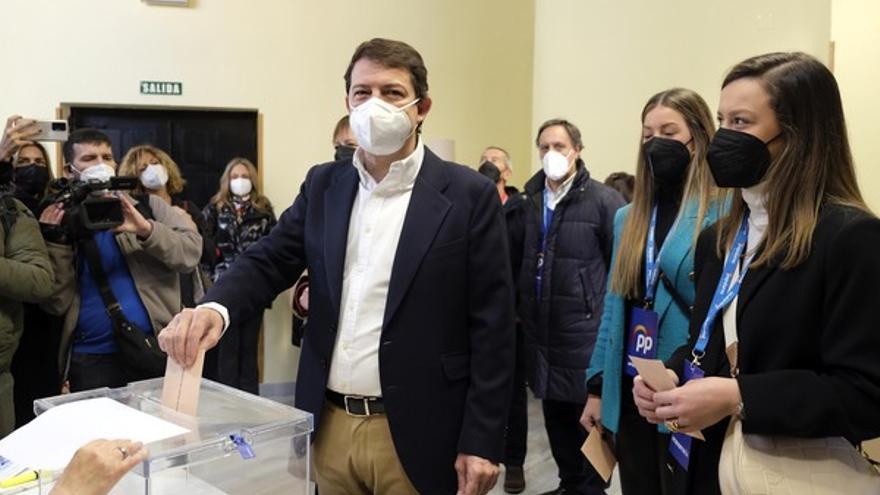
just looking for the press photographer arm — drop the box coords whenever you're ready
[0,115,40,161]
[128,195,201,274]
[38,203,77,316]
[114,194,152,239]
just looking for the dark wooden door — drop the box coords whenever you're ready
[68,106,258,209]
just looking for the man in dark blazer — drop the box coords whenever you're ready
[159,38,515,495]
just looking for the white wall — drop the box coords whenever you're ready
[832,0,880,211]
[531,0,832,183]
[0,0,536,384]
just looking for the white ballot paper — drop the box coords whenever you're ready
[0,397,189,470]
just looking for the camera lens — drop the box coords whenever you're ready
[51,122,67,131]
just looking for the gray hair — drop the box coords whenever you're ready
[481,145,513,171]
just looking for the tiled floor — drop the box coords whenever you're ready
[268,393,621,494]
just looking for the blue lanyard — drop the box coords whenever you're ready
[644,205,661,304]
[537,203,553,298]
[644,204,682,305]
[542,203,552,245]
[691,212,751,365]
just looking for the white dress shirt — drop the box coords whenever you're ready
[328,141,424,396]
[199,141,424,398]
[544,172,577,211]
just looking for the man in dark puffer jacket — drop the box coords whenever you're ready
[507,119,624,495]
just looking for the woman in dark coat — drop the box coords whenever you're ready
[203,157,276,394]
[634,52,880,495]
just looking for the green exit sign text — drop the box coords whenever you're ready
[140,81,183,96]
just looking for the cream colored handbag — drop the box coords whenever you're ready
[718,341,880,494]
[719,417,880,495]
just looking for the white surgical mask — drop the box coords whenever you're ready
[139,163,169,190]
[76,162,116,183]
[349,97,420,156]
[542,150,572,182]
[230,177,252,197]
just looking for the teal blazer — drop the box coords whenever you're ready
[586,199,723,434]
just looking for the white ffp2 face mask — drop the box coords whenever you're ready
[76,163,116,183]
[542,150,573,181]
[349,97,420,156]
[140,163,169,190]
[230,177,252,197]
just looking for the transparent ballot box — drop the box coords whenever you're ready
[31,378,313,495]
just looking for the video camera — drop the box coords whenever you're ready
[42,176,139,240]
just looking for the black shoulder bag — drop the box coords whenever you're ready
[659,271,693,317]
[80,236,167,379]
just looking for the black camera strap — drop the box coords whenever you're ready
[79,236,165,379]
[80,237,131,328]
[79,236,165,372]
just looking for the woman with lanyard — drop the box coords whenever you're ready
[582,88,725,494]
[633,52,880,494]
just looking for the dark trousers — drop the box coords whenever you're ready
[505,326,528,466]
[69,353,132,393]
[617,375,671,495]
[11,304,62,426]
[542,399,606,494]
[213,313,263,395]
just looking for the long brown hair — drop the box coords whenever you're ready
[209,158,273,214]
[118,144,187,195]
[611,88,721,298]
[715,52,868,269]
[15,142,53,177]
[15,142,51,169]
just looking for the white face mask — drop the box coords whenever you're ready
[349,97,420,156]
[230,177,252,197]
[542,150,573,182]
[76,162,116,183]
[140,163,169,190]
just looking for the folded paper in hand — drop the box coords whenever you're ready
[581,427,616,482]
[630,356,705,441]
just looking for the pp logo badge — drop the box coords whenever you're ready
[633,325,654,355]
[625,306,660,377]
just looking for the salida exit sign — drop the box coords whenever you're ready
[140,80,183,96]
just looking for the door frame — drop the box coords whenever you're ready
[55,102,268,385]
[55,103,264,194]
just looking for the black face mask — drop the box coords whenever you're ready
[478,161,501,184]
[13,165,51,196]
[707,128,780,188]
[0,161,11,186]
[334,145,356,162]
[643,137,691,186]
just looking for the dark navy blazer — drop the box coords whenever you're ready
[203,147,516,494]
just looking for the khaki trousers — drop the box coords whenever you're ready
[313,402,418,495]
